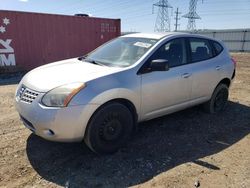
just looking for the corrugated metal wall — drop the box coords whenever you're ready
[194,29,250,52]
[0,10,120,72]
[122,30,250,52]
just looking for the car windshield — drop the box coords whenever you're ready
[84,37,159,67]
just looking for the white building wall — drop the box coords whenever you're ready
[194,29,250,52]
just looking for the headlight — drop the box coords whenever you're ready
[41,83,86,107]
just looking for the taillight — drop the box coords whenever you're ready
[231,57,237,68]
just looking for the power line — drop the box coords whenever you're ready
[153,0,173,32]
[58,0,133,14]
[183,0,202,31]
[93,1,151,18]
[174,7,181,31]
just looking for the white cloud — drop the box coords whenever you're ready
[19,0,29,2]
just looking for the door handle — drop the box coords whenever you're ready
[216,66,221,70]
[181,73,192,78]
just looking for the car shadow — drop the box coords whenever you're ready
[0,72,25,85]
[26,101,250,187]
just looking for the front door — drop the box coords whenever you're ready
[140,38,192,120]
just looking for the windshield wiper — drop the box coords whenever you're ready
[79,57,105,66]
[85,59,99,65]
[78,55,88,61]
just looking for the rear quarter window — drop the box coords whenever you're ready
[189,38,213,62]
[212,41,224,55]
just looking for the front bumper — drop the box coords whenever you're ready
[15,92,99,142]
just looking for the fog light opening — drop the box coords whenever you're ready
[43,129,55,136]
[48,129,55,135]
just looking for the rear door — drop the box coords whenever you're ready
[187,37,222,101]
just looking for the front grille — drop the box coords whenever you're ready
[18,86,39,104]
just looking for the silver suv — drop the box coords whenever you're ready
[15,33,236,153]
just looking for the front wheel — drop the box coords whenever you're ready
[84,103,134,154]
[203,84,229,114]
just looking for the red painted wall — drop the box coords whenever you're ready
[0,10,120,71]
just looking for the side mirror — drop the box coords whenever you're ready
[150,59,169,72]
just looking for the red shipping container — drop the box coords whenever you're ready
[0,10,120,71]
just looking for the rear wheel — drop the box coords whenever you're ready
[84,103,134,154]
[203,84,229,113]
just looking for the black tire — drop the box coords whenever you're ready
[203,84,229,114]
[84,102,134,154]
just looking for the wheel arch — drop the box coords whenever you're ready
[217,77,231,88]
[84,98,138,140]
[207,77,231,102]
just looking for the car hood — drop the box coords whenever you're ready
[21,58,122,92]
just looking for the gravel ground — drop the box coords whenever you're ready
[0,53,249,188]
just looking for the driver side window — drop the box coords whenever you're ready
[151,38,187,68]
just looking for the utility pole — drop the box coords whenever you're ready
[183,0,202,31]
[174,7,181,32]
[153,0,173,32]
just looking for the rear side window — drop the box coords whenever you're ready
[212,41,223,55]
[189,38,213,62]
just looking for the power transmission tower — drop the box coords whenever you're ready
[183,0,202,31]
[174,8,181,32]
[153,0,173,32]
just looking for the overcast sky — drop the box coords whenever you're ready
[1,0,250,32]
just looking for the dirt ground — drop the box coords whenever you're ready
[0,53,249,188]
